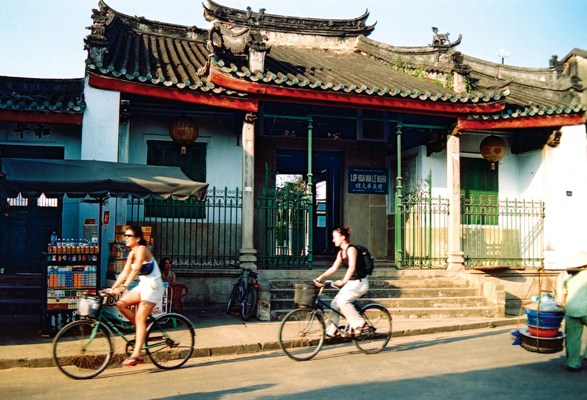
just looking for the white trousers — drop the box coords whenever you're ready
[327,278,369,334]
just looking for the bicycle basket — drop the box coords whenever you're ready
[77,294,102,318]
[294,283,318,308]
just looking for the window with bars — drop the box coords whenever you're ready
[1,144,63,208]
[146,140,207,218]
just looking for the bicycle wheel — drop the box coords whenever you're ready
[226,283,239,314]
[353,304,392,354]
[241,287,257,321]
[146,313,195,369]
[278,308,325,361]
[52,320,113,380]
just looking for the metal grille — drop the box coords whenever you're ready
[255,185,310,269]
[127,187,242,269]
[461,196,544,268]
[400,188,449,268]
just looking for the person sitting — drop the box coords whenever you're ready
[160,257,176,287]
[314,227,369,337]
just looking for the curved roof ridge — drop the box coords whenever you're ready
[203,0,375,37]
[96,0,207,39]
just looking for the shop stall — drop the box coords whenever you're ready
[0,158,208,335]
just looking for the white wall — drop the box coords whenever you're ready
[517,150,542,200]
[80,80,120,162]
[79,80,121,276]
[543,124,587,269]
[0,122,81,157]
[129,114,243,190]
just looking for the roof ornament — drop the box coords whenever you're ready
[431,27,462,48]
[206,6,270,74]
[84,5,110,65]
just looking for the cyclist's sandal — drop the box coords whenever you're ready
[122,357,144,366]
[353,324,372,337]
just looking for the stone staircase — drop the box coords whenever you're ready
[266,268,503,321]
[0,274,43,314]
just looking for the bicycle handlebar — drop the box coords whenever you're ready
[313,279,340,290]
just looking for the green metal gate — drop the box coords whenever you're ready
[255,180,310,269]
[399,180,450,268]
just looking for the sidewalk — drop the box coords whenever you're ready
[0,309,521,369]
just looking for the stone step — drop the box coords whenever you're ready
[0,298,42,314]
[270,295,488,310]
[270,286,478,300]
[0,274,43,286]
[262,268,454,280]
[0,285,43,299]
[270,305,498,321]
[269,278,470,289]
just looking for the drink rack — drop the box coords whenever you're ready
[42,244,99,336]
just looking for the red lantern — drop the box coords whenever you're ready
[480,135,506,170]
[169,115,199,154]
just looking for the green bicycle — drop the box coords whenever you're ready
[52,290,195,379]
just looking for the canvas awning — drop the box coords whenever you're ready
[0,158,209,201]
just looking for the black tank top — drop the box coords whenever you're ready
[341,245,367,280]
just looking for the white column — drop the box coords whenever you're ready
[79,78,121,282]
[446,130,465,270]
[81,78,120,162]
[239,113,257,270]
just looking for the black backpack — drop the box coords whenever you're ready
[351,244,375,276]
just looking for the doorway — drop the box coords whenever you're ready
[0,145,64,273]
[276,149,342,257]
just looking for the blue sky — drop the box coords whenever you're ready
[1,0,585,78]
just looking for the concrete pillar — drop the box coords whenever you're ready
[239,112,258,270]
[446,130,465,270]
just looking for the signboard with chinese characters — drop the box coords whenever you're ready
[348,168,388,194]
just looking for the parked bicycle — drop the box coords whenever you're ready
[52,290,195,379]
[226,267,259,321]
[278,279,392,361]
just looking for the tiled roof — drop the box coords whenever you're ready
[84,1,244,97]
[209,46,505,105]
[355,37,585,122]
[462,55,585,122]
[0,76,85,114]
[84,2,583,124]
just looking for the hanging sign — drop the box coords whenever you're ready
[348,168,388,194]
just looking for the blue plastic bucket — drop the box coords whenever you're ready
[524,308,564,329]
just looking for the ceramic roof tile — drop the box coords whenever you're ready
[0,76,85,114]
[84,1,245,98]
[210,45,503,105]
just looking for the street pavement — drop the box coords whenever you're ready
[0,308,522,369]
[2,326,587,400]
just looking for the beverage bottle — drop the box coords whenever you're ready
[50,231,57,247]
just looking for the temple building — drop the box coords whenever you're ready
[1,1,586,317]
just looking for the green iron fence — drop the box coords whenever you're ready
[127,187,242,269]
[461,196,544,269]
[255,184,310,269]
[400,187,450,268]
[398,190,544,269]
